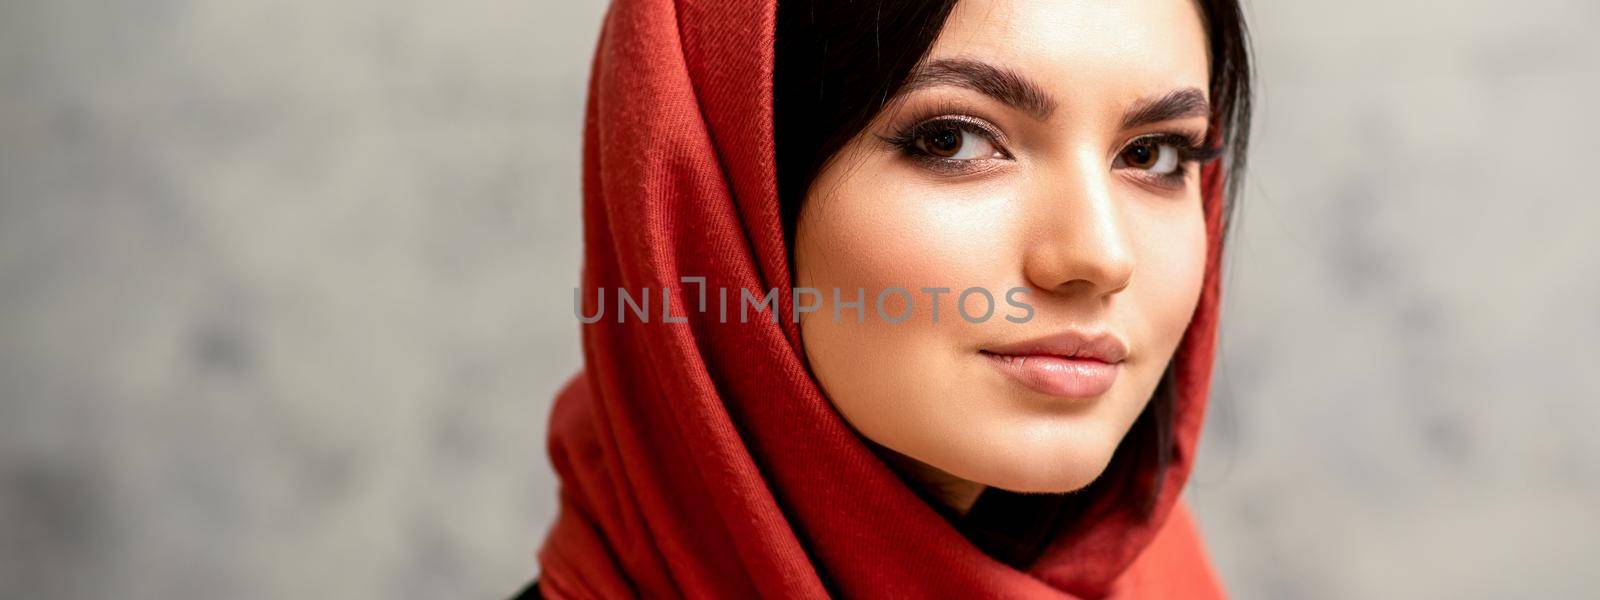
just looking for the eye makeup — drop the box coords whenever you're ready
[1114,131,1223,190]
[879,111,1221,190]
[875,102,1016,177]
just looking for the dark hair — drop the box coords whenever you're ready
[774,0,1253,568]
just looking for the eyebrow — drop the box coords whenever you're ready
[1121,87,1211,129]
[902,58,1058,120]
[901,58,1212,129]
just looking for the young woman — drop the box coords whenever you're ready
[525,0,1251,597]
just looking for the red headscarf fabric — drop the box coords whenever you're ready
[538,0,1229,597]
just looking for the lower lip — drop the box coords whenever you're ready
[982,352,1120,398]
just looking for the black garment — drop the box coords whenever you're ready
[509,579,542,600]
[957,488,1082,568]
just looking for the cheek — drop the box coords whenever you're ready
[794,170,1019,449]
[800,174,1014,294]
[796,166,1022,342]
[1124,195,1209,389]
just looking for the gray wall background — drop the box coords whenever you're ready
[2,1,1596,598]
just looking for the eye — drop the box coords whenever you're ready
[881,115,1012,170]
[911,121,1003,160]
[1115,138,1181,175]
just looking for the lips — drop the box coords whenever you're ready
[980,329,1128,398]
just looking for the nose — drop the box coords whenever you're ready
[1022,156,1135,298]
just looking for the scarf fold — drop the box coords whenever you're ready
[539,0,1229,597]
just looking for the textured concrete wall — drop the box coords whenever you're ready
[2,1,1596,598]
[1189,2,1600,598]
[1,1,598,597]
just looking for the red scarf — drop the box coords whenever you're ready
[539,0,1229,597]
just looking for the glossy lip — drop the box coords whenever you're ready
[980,329,1129,398]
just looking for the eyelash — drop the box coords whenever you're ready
[879,115,1223,187]
[877,115,1013,175]
[1123,132,1224,189]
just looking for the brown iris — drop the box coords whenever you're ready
[1120,141,1158,169]
[917,125,964,158]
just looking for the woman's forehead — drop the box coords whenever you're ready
[927,0,1212,105]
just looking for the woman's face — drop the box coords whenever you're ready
[795,0,1213,498]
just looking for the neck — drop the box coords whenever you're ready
[878,447,986,516]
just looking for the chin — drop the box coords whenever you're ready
[939,425,1124,494]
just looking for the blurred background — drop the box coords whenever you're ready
[2,1,1597,598]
